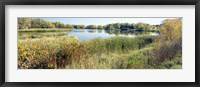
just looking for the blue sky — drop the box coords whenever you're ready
[41,18,176,25]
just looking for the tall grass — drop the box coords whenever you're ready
[18,32,67,40]
[18,28,72,32]
[18,36,86,69]
[18,36,157,69]
[84,36,156,54]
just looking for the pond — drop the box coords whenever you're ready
[67,29,158,41]
[18,29,159,41]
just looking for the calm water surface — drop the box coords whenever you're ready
[67,29,158,41]
[18,29,158,41]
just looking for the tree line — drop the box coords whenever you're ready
[18,18,159,30]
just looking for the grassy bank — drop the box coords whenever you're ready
[18,28,72,32]
[18,36,181,69]
[18,32,67,40]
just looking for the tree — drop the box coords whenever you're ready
[53,21,65,28]
[105,24,114,29]
[129,23,135,29]
[40,20,55,28]
[17,18,160,31]
[86,25,97,29]
[152,18,182,62]
[134,23,146,30]
[145,24,151,30]
[97,25,104,29]
[73,25,77,29]
[18,18,31,29]
[159,18,182,42]
[65,24,74,29]
[77,24,85,29]
[31,18,42,28]
[113,23,120,29]
[120,23,130,29]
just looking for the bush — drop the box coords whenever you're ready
[152,18,182,63]
[158,18,182,42]
[18,36,86,69]
[152,38,182,62]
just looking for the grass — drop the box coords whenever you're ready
[83,36,156,54]
[18,35,181,69]
[18,28,72,32]
[18,32,67,40]
[18,36,81,69]
[18,28,72,40]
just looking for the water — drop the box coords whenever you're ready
[67,29,158,41]
[18,29,158,41]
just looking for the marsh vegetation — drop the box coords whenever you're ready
[18,18,182,69]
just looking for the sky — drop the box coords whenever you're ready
[41,18,177,26]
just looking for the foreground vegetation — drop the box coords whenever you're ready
[18,36,181,69]
[18,18,182,69]
[18,36,154,69]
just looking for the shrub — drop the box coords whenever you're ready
[152,18,182,62]
[158,18,182,42]
[18,36,86,69]
[152,38,182,62]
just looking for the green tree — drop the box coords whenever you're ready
[53,21,65,28]
[113,23,120,29]
[31,18,42,28]
[18,18,31,29]
[105,24,114,29]
[40,20,55,28]
[120,23,130,29]
[159,18,182,42]
[135,23,145,30]
[86,25,97,29]
[152,18,182,62]
[65,24,74,29]
[97,25,104,29]
[77,24,85,29]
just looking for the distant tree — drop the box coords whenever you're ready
[31,18,42,28]
[53,21,65,28]
[134,23,146,30]
[18,18,31,29]
[113,23,120,29]
[77,24,85,29]
[65,24,74,29]
[152,25,158,30]
[145,24,151,30]
[17,18,160,31]
[120,23,130,29]
[86,25,97,29]
[97,25,104,29]
[129,23,135,29]
[73,25,77,29]
[40,20,55,28]
[105,24,114,29]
